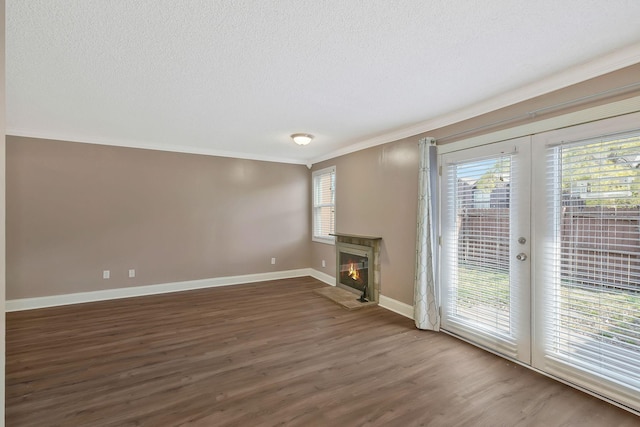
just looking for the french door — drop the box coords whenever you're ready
[439,112,640,412]
[440,137,531,364]
[531,113,640,411]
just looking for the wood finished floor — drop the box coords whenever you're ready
[6,277,639,426]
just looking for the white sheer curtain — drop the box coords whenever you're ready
[414,137,440,331]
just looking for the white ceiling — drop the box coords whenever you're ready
[7,1,640,165]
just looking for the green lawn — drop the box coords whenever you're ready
[456,264,510,308]
[455,264,640,348]
[560,285,640,349]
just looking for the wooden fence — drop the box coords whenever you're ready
[458,207,640,290]
[561,206,640,290]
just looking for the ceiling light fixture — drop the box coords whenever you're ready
[291,133,314,146]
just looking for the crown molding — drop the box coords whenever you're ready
[310,42,640,165]
[437,97,640,155]
[6,128,308,166]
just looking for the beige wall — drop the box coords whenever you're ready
[311,62,640,306]
[7,61,639,308]
[310,240,336,277]
[1,0,7,420]
[312,137,419,304]
[6,137,311,299]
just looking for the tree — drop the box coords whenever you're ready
[561,136,640,207]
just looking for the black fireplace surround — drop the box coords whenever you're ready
[332,233,381,302]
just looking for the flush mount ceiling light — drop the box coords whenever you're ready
[291,133,314,146]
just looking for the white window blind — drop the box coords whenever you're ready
[448,156,512,335]
[312,166,336,243]
[441,141,530,363]
[541,131,640,407]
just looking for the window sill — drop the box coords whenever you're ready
[312,236,335,245]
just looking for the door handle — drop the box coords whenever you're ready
[516,253,528,261]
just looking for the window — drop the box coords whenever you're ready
[441,138,531,364]
[534,125,640,410]
[312,166,336,244]
[439,111,640,412]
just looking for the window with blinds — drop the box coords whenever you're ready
[440,111,640,410]
[312,166,336,243]
[448,156,512,334]
[440,139,530,363]
[542,131,640,405]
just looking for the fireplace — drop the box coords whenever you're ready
[338,243,373,299]
[333,233,382,303]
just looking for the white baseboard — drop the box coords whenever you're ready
[378,295,414,319]
[308,269,414,319]
[308,269,336,286]
[6,268,416,321]
[309,268,413,319]
[6,268,312,312]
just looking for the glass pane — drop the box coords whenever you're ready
[313,168,336,238]
[451,156,512,335]
[314,206,335,237]
[549,134,640,385]
[315,172,335,206]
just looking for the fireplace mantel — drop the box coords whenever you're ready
[331,233,382,241]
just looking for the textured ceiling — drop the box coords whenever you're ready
[7,1,640,165]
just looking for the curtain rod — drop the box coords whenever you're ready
[435,81,640,144]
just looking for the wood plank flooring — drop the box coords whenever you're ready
[6,277,639,426]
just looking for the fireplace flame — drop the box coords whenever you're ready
[348,263,360,281]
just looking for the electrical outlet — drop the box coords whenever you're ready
[103,270,110,279]
[322,260,326,268]
[271,257,276,265]
[128,269,136,278]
